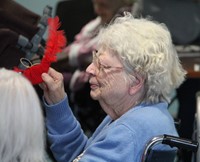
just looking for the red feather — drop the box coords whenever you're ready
[14,16,67,84]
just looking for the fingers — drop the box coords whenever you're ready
[40,68,66,105]
[41,68,63,87]
[48,68,61,81]
[41,73,54,86]
[39,82,47,91]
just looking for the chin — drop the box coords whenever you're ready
[90,90,100,101]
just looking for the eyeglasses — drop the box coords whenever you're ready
[92,50,123,75]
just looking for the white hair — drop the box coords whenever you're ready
[0,68,46,162]
[97,12,186,103]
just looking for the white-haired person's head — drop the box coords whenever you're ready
[95,12,186,104]
[0,68,46,162]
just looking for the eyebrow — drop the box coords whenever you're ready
[95,50,120,66]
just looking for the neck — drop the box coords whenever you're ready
[99,94,142,120]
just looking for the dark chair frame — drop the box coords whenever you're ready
[141,134,199,162]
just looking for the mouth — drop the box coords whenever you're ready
[89,79,99,90]
[90,83,99,90]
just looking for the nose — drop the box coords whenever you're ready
[86,62,96,76]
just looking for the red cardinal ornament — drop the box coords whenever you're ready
[14,16,67,84]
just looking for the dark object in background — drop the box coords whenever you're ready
[0,0,40,69]
[55,0,96,43]
[132,0,200,45]
[0,0,51,69]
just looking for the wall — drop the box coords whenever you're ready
[15,0,58,16]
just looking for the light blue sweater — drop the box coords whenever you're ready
[44,96,178,162]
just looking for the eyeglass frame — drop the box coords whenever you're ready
[91,50,124,75]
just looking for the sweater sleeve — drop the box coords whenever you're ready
[43,96,88,162]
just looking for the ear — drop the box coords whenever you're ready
[129,74,144,96]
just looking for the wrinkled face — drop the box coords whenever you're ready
[92,0,118,24]
[86,49,130,105]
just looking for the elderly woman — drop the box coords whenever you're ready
[57,0,135,135]
[40,12,186,162]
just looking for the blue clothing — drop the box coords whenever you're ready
[44,96,178,162]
